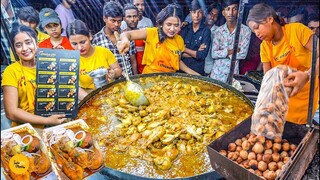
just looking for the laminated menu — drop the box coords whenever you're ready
[1,123,53,179]
[35,48,80,118]
[43,119,105,180]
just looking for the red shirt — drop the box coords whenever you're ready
[134,39,145,74]
[239,35,261,74]
[38,36,73,50]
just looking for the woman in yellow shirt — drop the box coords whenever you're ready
[117,4,199,75]
[66,20,122,93]
[246,3,319,124]
[10,6,50,62]
[2,25,66,127]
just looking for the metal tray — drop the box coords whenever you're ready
[207,117,319,180]
[234,74,261,92]
[245,71,264,84]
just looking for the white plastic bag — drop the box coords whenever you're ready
[251,65,295,139]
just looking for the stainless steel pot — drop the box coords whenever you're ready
[89,68,108,89]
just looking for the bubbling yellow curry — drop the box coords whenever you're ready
[77,75,253,178]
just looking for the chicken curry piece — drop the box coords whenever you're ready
[78,75,253,178]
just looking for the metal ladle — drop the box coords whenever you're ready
[114,31,149,106]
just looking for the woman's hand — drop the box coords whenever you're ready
[284,71,309,96]
[116,39,130,54]
[106,68,115,82]
[46,114,66,125]
[115,31,130,54]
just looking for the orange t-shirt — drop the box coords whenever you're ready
[38,36,73,50]
[142,28,185,73]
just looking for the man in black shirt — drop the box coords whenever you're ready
[180,0,211,76]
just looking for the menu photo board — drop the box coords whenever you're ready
[35,48,80,118]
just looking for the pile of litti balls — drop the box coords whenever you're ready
[219,132,297,180]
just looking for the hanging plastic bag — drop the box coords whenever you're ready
[251,65,296,139]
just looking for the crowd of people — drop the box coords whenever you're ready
[1,0,319,129]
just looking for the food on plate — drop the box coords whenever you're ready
[44,120,104,180]
[1,124,52,179]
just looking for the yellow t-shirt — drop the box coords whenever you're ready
[79,46,117,89]
[142,27,185,73]
[1,62,37,127]
[260,23,318,124]
[260,23,312,67]
[36,29,50,43]
[10,29,50,63]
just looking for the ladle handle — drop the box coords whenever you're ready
[114,31,130,81]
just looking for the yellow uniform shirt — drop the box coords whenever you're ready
[261,23,312,67]
[10,29,50,62]
[79,46,117,89]
[260,23,319,124]
[1,62,37,127]
[142,27,185,73]
[36,28,50,43]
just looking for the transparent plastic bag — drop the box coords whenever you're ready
[251,65,295,139]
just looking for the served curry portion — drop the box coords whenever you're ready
[1,127,52,179]
[77,75,253,178]
[44,121,104,180]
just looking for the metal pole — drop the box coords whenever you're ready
[226,0,248,85]
[306,35,318,127]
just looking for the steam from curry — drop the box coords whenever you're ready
[77,75,253,178]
